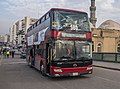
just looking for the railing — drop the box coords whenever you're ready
[93,52,120,63]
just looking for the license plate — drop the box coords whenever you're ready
[73,73,78,76]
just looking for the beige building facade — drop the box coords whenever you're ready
[89,0,120,53]
[10,17,37,46]
[92,20,120,53]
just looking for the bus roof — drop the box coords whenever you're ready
[50,8,87,14]
[27,8,88,35]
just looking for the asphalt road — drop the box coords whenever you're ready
[0,57,120,89]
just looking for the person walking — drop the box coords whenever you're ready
[11,51,15,58]
[6,51,10,58]
[3,49,6,58]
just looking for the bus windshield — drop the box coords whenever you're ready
[53,40,91,61]
[75,41,91,59]
[53,10,90,32]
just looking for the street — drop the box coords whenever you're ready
[0,57,120,89]
[0,0,120,89]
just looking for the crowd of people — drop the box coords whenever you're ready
[1,49,15,58]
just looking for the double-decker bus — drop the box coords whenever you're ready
[26,8,93,77]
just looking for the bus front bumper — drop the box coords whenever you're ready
[50,66,93,77]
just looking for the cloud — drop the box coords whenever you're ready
[0,20,11,34]
[0,0,120,34]
[0,0,89,34]
[112,0,120,9]
[2,0,90,18]
[95,0,120,26]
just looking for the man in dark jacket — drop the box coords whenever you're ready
[11,51,15,58]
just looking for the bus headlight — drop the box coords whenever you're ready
[54,69,63,72]
[87,67,93,70]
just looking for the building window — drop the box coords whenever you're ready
[100,30,103,37]
[117,44,120,52]
[97,43,102,52]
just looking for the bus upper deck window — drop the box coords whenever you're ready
[41,16,45,22]
[46,13,50,19]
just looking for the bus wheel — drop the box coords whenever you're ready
[40,64,45,76]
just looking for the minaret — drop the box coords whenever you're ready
[90,0,97,27]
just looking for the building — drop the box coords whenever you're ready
[90,0,120,53]
[0,34,10,47]
[4,34,10,43]
[0,35,4,42]
[92,20,120,53]
[10,25,16,45]
[10,17,37,47]
[90,0,97,27]
[0,35,5,47]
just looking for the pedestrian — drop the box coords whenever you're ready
[3,49,7,58]
[11,51,15,58]
[6,51,10,58]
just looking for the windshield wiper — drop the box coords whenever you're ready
[77,57,90,61]
[60,56,74,61]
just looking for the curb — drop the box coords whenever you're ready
[93,65,120,71]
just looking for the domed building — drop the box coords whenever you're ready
[92,20,120,53]
[89,0,120,53]
[99,20,120,30]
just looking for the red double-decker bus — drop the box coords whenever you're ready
[26,8,93,77]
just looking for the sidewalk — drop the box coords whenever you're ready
[93,61,120,71]
[0,55,26,65]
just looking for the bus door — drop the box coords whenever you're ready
[46,43,52,73]
[31,45,35,66]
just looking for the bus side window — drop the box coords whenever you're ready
[35,49,38,55]
[46,13,50,19]
[35,45,38,55]
[38,19,41,24]
[30,49,34,58]
[36,49,44,57]
[41,49,44,58]
[41,16,45,22]
[36,49,41,55]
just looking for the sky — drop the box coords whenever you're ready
[0,0,120,34]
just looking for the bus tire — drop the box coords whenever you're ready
[28,58,33,68]
[29,61,33,68]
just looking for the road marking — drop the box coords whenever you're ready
[94,75,120,84]
[3,61,26,65]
